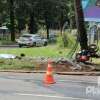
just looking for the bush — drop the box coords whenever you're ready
[57,32,76,48]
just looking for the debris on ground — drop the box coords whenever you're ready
[0,54,16,59]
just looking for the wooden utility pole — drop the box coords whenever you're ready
[74,0,88,50]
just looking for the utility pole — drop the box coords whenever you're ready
[74,0,88,50]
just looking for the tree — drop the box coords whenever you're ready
[0,0,74,42]
[57,0,69,35]
[8,0,15,41]
[28,12,38,34]
[74,0,88,50]
[15,0,30,33]
[13,0,38,34]
[36,0,69,39]
[36,0,58,39]
[28,0,39,34]
[0,0,9,26]
[68,0,75,29]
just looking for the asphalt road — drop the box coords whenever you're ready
[0,72,100,100]
[0,44,18,48]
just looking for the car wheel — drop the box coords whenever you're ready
[33,42,36,46]
[44,42,47,46]
[19,44,22,48]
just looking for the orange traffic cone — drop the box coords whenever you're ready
[43,60,55,84]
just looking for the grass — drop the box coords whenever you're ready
[0,45,71,70]
[0,45,70,58]
[0,58,36,70]
[0,45,70,70]
[91,59,100,71]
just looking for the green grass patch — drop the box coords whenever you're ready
[0,45,70,58]
[0,58,35,70]
[0,45,71,70]
[92,59,100,70]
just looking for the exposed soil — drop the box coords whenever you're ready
[0,57,99,72]
[32,60,97,72]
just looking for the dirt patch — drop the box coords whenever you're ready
[32,61,96,72]
[0,57,98,72]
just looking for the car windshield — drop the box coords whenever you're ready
[21,35,32,38]
[35,36,41,38]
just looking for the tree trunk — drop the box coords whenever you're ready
[44,13,49,39]
[60,12,68,47]
[29,11,38,34]
[46,24,49,40]
[59,11,64,36]
[29,13,35,34]
[9,0,15,41]
[74,0,88,50]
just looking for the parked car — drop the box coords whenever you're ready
[49,32,57,42]
[16,34,48,47]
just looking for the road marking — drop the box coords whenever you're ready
[15,93,93,100]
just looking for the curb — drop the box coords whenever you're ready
[0,70,100,76]
[0,70,45,73]
[56,72,100,76]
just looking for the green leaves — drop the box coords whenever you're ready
[0,0,75,35]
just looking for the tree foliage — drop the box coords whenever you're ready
[0,0,75,40]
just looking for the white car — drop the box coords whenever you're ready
[16,34,48,47]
